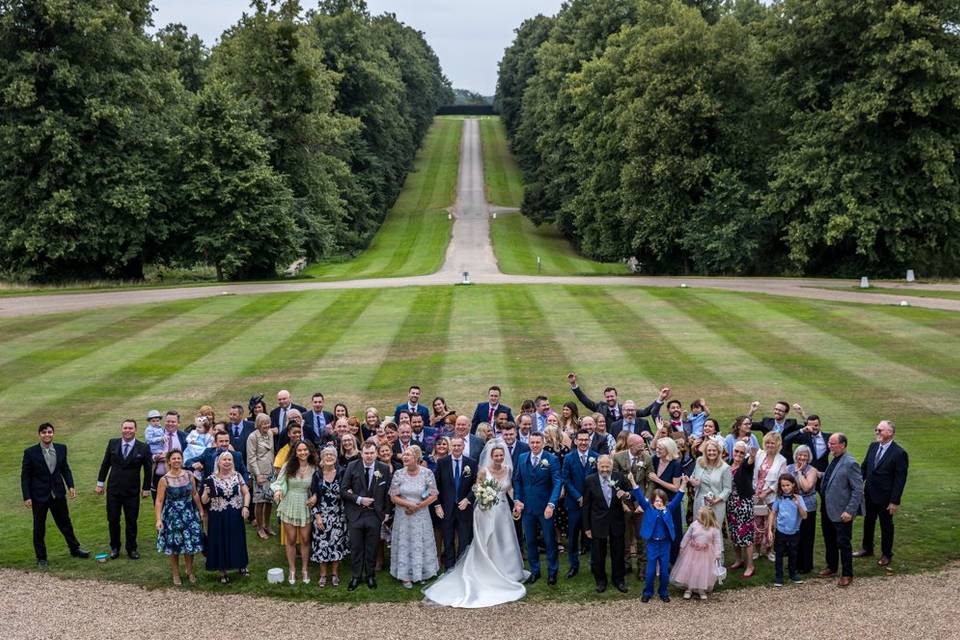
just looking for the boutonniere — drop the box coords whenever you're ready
[540,458,550,468]
[636,460,645,470]
[589,458,597,467]
[462,467,472,477]
[373,470,383,480]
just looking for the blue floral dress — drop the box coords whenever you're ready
[156,472,203,555]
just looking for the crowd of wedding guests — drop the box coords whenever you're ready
[21,375,909,600]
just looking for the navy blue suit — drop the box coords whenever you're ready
[434,455,477,568]
[186,447,249,484]
[226,420,256,464]
[631,487,685,598]
[410,427,436,454]
[302,411,335,447]
[394,403,431,426]
[471,402,513,432]
[562,449,599,569]
[505,440,530,469]
[514,450,562,577]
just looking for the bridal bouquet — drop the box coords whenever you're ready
[474,478,500,511]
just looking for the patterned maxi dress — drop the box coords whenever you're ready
[310,468,349,563]
[156,472,203,555]
[389,466,439,582]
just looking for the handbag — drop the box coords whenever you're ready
[753,503,769,517]
[715,560,727,584]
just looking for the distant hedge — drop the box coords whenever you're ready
[437,105,498,116]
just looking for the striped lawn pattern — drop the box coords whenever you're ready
[2,285,958,599]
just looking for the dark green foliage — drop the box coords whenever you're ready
[497,0,960,276]
[0,0,449,281]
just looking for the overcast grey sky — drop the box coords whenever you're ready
[152,1,565,95]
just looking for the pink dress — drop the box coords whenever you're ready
[670,521,723,592]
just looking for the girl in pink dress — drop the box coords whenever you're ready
[670,506,723,599]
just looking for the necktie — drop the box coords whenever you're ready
[279,409,286,430]
[44,446,56,474]
[314,414,320,435]
[626,421,634,433]
[612,407,619,421]
[532,456,539,468]
[580,454,586,466]
[875,444,886,465]
[366,466,373,490]
[489,405,495,423]
[602,477,611,505]
[233,425,240,439]
[454,459,461,493]
[123,442,131,459]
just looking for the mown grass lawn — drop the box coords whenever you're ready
[478,117,523,208]
[818,287,960,301]
[1,284,957,602]
[490,212,629,276]
[301,118,462,281]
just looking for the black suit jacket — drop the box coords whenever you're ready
[21,443,74,502]
[756,418,801,462]
[471,402,514,432]
[434,455,478,516]
[341,459,392,523]
[270,404,307,429]
[97,438,151,495]
[581,472,629,538]
[784,429,832,472]
[862,441,908,505]
[572,386,623,424]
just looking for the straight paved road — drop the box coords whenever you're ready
[3,118,959,317]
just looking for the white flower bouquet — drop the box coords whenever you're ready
[474,478,501,511]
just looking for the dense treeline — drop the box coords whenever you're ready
[496,0,960,277]
[0,0,451,281]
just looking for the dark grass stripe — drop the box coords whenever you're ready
[563,286,742,404]
[0,300,207,393]
[872,304,960,336]
[240,289,380,380]
[11,294,303,430]
[365,287,454,397]
[646,288,956,421]
[493,286,573,398]
[0,313,87,346]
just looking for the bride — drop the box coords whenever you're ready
[423,438,528,607]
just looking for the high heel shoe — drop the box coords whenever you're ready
[288,571,296,585]
[729,561,744,570]
[187,573,197,585]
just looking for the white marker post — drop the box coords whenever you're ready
[462,271,471,285]
[906,269,915,282]
[537,256,541,273]
[860,277,870,289]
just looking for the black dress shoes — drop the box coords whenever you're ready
[128,550,140,560]
[641,595,651,603]
[565,567,578,579]
[596,581,607,593]
[347,577,361,591]
[525,573,540,585]
[660,595,671,603]
[70,549,90,559]
[37,559,48,569]
[367,575,377,589]
[109,549,120,560]
[547,574,557,586]
[615,582,628,593]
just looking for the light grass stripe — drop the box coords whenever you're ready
[528,286,662,403]
[0,306,142,368]
[2,298,241,424]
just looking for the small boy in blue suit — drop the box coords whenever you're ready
[629,472,687,602]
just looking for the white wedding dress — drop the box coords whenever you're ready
[423,441,529,608]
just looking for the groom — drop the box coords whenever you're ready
[434,436,478,570]
[513,432,561,585]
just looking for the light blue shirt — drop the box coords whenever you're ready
[771,495,803,535]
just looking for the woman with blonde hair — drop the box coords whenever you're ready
[476,422,493,442]
[689,440,732,525]
[753,431,787,561]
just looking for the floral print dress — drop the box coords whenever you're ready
[156,472,203,555]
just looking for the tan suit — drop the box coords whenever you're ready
[613,450,652,568]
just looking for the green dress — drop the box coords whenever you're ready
[272,467,314,526]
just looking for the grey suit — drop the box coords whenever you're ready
[821,452,863,577]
